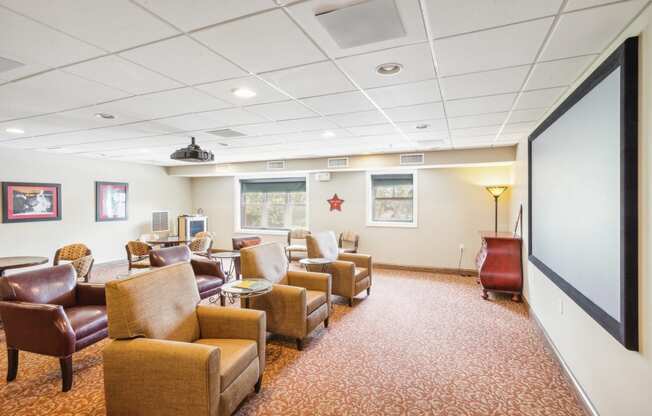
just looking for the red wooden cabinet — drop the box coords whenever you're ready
[476,232,523,302]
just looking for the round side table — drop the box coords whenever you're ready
[213,251,241,281]
[299,257,333,273]
[213,278,272,307]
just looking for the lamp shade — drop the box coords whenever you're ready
[486,186,509,198]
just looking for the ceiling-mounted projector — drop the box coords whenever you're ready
[315,0,406,49]
[170,137,214,163]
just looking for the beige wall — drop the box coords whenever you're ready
[0,149,192,264]
[192,165,512,269]
[509,5,652,415]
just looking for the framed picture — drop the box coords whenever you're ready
[2,182,62,223]
[96,182,128,222]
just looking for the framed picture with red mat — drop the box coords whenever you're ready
[2,182,62,223]
[95,181,128,222]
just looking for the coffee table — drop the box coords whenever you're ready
[115,267,152,280]
[213,251,240,281]
[0,256,49,276]
[214,278,273,307]
[299,257,333,273]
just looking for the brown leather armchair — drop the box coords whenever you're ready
[232,236,262,278]
[241,242,331,350]
[149,245,224,300]
[306,231,372,307]
[0,264,107,391]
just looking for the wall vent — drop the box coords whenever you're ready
[206,128,245,138]
[267,160,286,170]
[400,153,424,165]
[328,157,349,168]
[152,211,169,232]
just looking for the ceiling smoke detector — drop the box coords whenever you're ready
[415,123,430,130]
[170,137,215,163]
[315,0,406,49]
[376,62,403,76]
[95,112,115,120]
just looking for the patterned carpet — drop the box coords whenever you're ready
[0,264,587,416]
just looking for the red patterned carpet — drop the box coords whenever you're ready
[0,265,586,415]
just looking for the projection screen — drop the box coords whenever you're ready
[528,37,639,350]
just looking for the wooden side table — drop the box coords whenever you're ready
[476,232,523,302]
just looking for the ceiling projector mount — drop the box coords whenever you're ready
[170,137,214,163]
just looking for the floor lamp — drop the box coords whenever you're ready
[486,186,509,233]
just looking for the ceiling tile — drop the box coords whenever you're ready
[199,108,267,127]
[336,43,435,88]
[434,18,553,76]
[0,7,103,68]
[261,61,354,98]
[193,9,325,73]
[286,0,427,58]
[120,36,247,85]
[233,117,337,136]
[448,113,508,129]
[541,0,647,60]
[451,125,501,138]
[366,80,440,108]
[133,0,277,31]
[1,0,179,51]
[98,88,231,120]
[326,110,388,127]
[197,76,288,106]
[564,0,628,12]
[0,71,129,121]
[526,55,596,90]
[398,118,448,133]
[348,124,397,136]
[425,0,562,38]
[64,55,182,95]
[439,66,529,100]
[302,91,375,115]
[384,102,445,122]
[507,108,547,124]
[407,131,449,142]
[445,93,517,117]
[516,87,567,109]
[245,100,316,120]
[502,122,537,134]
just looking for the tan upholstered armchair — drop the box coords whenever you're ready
[306,231,372,307]
[338,231,360,254]
[240,242,331,350]
[125,240,152,270]
[286,228,310,261]
[103,263,266,416]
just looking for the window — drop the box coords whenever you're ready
[239,178,307,231]
[368,172,417,227]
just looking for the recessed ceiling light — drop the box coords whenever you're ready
[231,87,257,99]
[5,127,24,134]
[376,62,403,76]
[95,112,115,120]
[322,130,336,138]
[416,123,430,130]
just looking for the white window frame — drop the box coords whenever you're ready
[234,173,310,235]
[366,170,418,228]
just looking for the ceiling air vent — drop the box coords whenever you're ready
[315,0,405,49]
[267,160,286,170]
[152,211,169,232]
[328,157,349,169]
[400,153,424,165]
[206,128,245,138]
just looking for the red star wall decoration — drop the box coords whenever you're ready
[327,194,344,211]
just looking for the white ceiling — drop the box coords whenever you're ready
[0,0,648,166]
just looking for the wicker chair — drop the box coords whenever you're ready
[188,236,213,259]
[338,231,360,254]
[286,228,311,261]
[125,241,152,270]
[53,244,93,281]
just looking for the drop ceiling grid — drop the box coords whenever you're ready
[0,0,647,164]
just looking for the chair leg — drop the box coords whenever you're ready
[366,287,371,296]
[348,298,353,307]
[296,338,303,351]
[7,348,18,382]
[254,375,263,393]
[324,317,329,328]
[60,356,73,392]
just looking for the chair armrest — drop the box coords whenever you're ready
[338,253,372,269]
[197,305,266,374]
[287,271,331,293]
[329,260,355,277]
[249,284,307,339]
[103,338,221,415]
[0,301,75,356]
[76,283,106,305]
[191,257,225,279]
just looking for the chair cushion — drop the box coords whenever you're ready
[354,267,369,282]
[339,248,356,254]
[131,258,150,267]
[240,243,289,284]
[194,338,258,391]
[66,305,107,340]
[195,275,223,294]
[306,231,339,261]
[286,244,307,251]
[306,290,326,315]
[0,264,77,306]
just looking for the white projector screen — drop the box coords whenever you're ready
[528,37,638,350]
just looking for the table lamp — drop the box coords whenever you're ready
[486,186,509,233]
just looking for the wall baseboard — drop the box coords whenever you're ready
[374,262,477,277]
[526,300,599,416]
